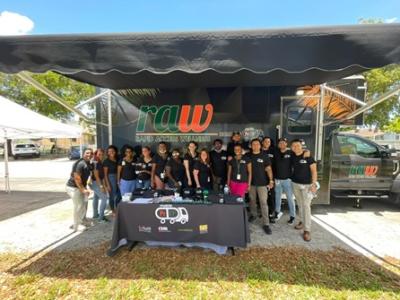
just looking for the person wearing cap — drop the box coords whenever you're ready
[274,137,296,224]
[290,139,317,242]
[247,138,274,235]
[210,139,228,192]
[227,131,243,159]
[166,149,186,190]
[262,136,276,223]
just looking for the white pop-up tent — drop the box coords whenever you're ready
[0,95,82,193]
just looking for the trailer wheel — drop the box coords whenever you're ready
[160,219,165,224]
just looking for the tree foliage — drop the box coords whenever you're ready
[0,72,95,120]
[363,65,400,129]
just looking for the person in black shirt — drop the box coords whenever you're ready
[261,136,276,223]
[183,141,199,187]
[166,149,186,190]
[136,146,153,190]
[248,139,274,235]
[210,139,228,192]
[151,141,169,190]
[103,145,119,214]
[65,148,93,232]
[193,149,213,190]
[274,138,296,224]
[227,144,252,198]
[118,145,137,196]
[89,148,109,222]
[291,139,317,242]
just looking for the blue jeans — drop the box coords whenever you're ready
[90,181,108,219]
[107,173,118,210]
[274,178,296,218]
[136,179,151,190]
[120,179,137,196]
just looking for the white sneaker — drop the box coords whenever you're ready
[275,212,283,221]
[72,225,88,232]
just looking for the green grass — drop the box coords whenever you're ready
[0,244,399,299]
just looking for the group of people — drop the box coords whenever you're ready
[65,131,317,241]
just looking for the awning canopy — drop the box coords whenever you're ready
[0,95,81,140]
[0,24,399,88]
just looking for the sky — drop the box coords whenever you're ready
[0,0,399,35]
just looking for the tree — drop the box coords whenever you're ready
[0,71,95,120]
[363,65,400,128]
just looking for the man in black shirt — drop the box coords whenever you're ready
[210,139,228,192]
[291,139,317,242]
[274,137,296,224]
[248,139,274,235]
[262,136,276,223]
[66,148,93,232]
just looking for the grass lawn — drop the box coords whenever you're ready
[0,244,399,299]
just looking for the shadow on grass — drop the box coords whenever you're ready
[0,191,67,221]
[5,243,400,293]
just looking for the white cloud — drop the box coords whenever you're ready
[385,17,398,23]
[0,11,34,35]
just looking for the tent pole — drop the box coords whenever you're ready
[3,129,10,193]
[107,90,113,145]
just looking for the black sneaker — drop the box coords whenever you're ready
[248,215,256,223]
[288,216,295,225]
[263,225,272,235]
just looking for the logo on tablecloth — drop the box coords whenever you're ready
[155,206,189,224]
[138,226,151,233]
[199,224,208,234]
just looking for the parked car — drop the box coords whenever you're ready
[68,146,81,160]
[13,143,40,159]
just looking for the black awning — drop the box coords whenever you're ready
[0,24,399,88]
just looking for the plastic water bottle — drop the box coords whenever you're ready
[223,184,230,195]
[203,189,209,201]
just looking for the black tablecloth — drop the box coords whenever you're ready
[108,201,250,254]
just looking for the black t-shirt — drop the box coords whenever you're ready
[210,150,228,178]
[153,153,169,176]
[119,158,137,181]
[66,159,92,188]
[291,153,316,184]
[166,158,185,183]
[274,149,293,180]
[136,157,153,181]
[228,155,251,183]
[183,152,199,173]
[193,160,212,188]
[248,152,271,186]
[103,158,118,175]
[91,160,105,181]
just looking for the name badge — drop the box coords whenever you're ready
[160,172,165,179]
[268,154,274,158]
[284,154,291,158]
[300,159,307,164]
[221,156,227,160]
[122,161,126,166]
[240,160,246,164]
[257,158,264,163]
[208,177,211,182]
[236,174,241,180]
